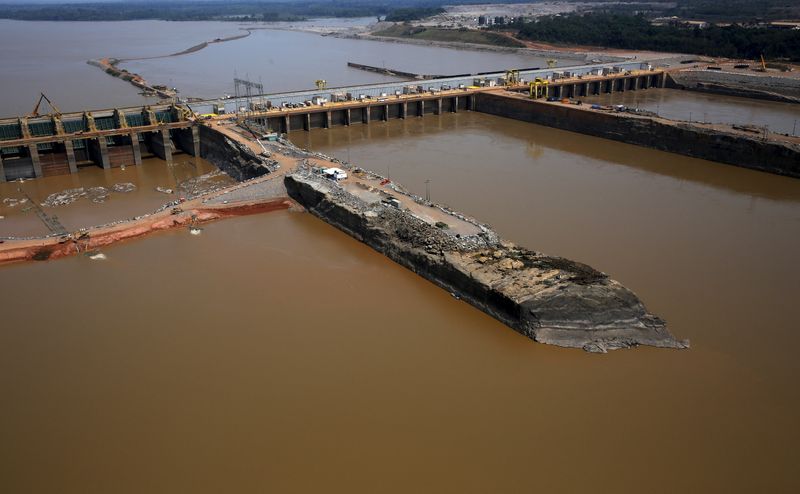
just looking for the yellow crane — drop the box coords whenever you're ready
[28,92,61,118]
[529,78,549,99]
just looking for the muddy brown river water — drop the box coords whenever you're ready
[1,19,800,494]
[1,111,798,492]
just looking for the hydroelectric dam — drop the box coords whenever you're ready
[1,61,797,351]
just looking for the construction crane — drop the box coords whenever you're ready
[28,93,61,118]
[315,79,327,90]
[546,59,557,69]
[757,54,767,72]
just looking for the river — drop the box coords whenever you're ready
[0,156,230,238]
[0,19,579,116]
[1,19,800,494]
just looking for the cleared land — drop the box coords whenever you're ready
[372,24,525,48]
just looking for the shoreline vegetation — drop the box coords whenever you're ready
[504,13,800,61]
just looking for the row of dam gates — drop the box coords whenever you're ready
[0,62,665,182]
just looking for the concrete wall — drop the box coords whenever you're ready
[668,70,800,102]
[476,93,800,178]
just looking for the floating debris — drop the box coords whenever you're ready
[189,226,203,235]
[2,197,27,208]
[112,182,137,193]
[42,188,87,207]
[86,187,110,203]
[85,250,107,260]
[0,215,4,220]
[155,186,174,194]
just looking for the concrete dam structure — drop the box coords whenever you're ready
[1,60,796,349]
[0,104,198,181]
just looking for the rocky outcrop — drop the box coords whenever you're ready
[199,125,271,181]
[285,170,688,353]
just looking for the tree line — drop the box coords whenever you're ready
[0,1,446,22]
[509,13,800,60]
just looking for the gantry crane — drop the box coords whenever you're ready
[529,78,549,99]
[504,70,520,86]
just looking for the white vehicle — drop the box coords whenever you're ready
[322,167,347,181]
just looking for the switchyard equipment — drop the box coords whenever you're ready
[234,77,264,114]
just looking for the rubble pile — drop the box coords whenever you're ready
[177,170,235,199]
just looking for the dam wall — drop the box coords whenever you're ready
[667,70,800,103]
[284,170,686,353]
[475,92,800,179]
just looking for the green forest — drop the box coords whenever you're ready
[511,13,800,60]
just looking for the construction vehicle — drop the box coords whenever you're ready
[315,79,327,90]
[28,93,61,117]
[529,78,549,99]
